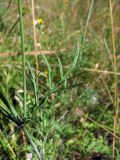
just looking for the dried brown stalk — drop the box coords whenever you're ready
[76,108,120,141]
[109,0,118,159]
[0,51,55,57]
[79,68,120,76]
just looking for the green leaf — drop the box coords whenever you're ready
[0,90,18,119]
[24,128,42,160]
[26,59,38,107]
[41,54,52,89]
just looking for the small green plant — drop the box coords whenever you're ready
[1,0,119,159]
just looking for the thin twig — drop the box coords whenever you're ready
[104,38,114,67]
[80,67,120,76]
[100,76,114,105]
[76,109,120,141]
[109,0,118,159]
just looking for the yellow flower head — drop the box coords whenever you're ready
[44,70,48,76]
[37,18,44,25]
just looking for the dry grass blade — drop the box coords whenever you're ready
[80,67,120,76]
[100,76,114,105]
[76,109,120,141]
[0,49,66,57]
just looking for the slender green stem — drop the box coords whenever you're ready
[23,128,42,160]
[18,0,26,115]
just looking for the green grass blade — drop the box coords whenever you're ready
[56,55,64,79]
[65,43,80,77]
[79,0,94,62]
[0,91,18,118]
[56,55,67,87]
[0,130,17,160]
[24,128,42,160]
[41,54,52,89]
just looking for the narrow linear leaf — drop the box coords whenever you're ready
[26,59,38,107]
[0,91,18,118]
[24,128,42,160]
[41,54,52,89]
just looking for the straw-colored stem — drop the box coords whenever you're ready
[18,0,26,114]
[76,109,120,141]
[80,68,120,76]
[101,76,114,105]
[31,0,38,84]
[109,0,118,159]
